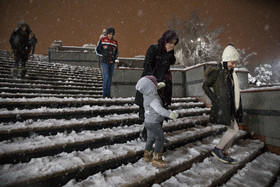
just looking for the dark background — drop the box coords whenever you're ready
[0,0,279,65]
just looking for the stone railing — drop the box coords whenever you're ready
[48,41,147,69]
[48,40,100,67]
[241,86,280,154]
[112,62,249,102]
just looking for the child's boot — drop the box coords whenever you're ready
[152,152,167,168]
[11,68,19,78]
[20,68,27,79]
[143,150,153,162]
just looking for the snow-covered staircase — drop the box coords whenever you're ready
[0,55,279,187]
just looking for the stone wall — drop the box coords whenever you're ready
[241,87,280,153]
[111,62,250,101]
[48,40,100,68]
[48,41,146,69]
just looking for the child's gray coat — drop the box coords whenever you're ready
[136,76,171,123]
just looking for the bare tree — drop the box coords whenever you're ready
[237,48,257,69]
[167,11,223,66]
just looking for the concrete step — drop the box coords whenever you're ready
[0,60,101,77]
[222,152,280,187]
[0,82,102,92]
[0,97,203,110]
[0,124,226,187]
[0,116,209,164]
[159,139,265,187]
[0,104,140,122]
[0,113,143,140]
[0,67,102,80]
[0,62,102,77]
[0,77,102,88]
[0,97,135,110]
[0,71,102,85]
[0,102,210,122]
[62,131,249,187]
[0,92,103,99]
[0,87,102,98]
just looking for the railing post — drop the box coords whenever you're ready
[182,71,186,97]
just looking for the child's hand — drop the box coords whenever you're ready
[169,111,179,120]
[157,82,165,89]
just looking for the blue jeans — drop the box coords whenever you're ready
[145,122,164,153]
[101,62,114,97]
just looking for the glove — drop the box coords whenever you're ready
[169,111,178,120]
[157,82,166,89]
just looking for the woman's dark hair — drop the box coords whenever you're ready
[157,30,179,51]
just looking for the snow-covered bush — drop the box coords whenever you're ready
[167,11,223,66]
[254,64,272,85]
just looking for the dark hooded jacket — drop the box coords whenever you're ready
[202,63,243,126]
[29,35,37,47]
[9,21,31,60]
[135,43,176,109]
[96,36,118,64]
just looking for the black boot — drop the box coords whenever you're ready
[20,68,27,79]
[11,68,19,78]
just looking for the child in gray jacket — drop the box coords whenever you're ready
[136,75,178,168]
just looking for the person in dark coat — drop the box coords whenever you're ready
[135,30,179,141]
[29,33,37,55]
[96,26,118,98]
[203,43,243,164]
[9,21,31,78]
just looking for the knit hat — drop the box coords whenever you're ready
[145,75,158,87]
[222,44,239,62]
[107,27,115,35]
[221,44,241,110]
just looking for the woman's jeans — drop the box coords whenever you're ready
[145,122,164,153]
[101,62,114,97]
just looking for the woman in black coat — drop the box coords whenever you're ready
[135,30,179,141]
[9,21,31,78]
[203,43,243,164]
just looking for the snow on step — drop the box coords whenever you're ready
[0,113,139,133]
[0,97,135,104]
[171,97,197,102]
[0,87,102,94]
[0,77,100,87]
[0,82,101,90]
[63,130,247,187]
[168,102,205,109]
[0,97,199,107]
[0,124,142,156]
[0,116,209,159]
[0,104,138,116]
[0,124,224,186]
[0,106,208,121]
[222,152,280,187]
[0,92,103,98]
[0,141,144,186]
[176,107,210,115]
[158,139,264,187]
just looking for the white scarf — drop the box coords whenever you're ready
[232,71,240,110]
